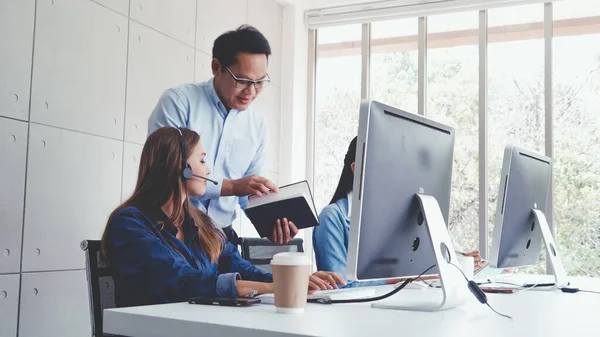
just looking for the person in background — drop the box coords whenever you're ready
[313,137,386,288]
[147,25,296,246]
[313,136,483,288]
[101,127,344,307]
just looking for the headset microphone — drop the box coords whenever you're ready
[185,170,219,185]
[194,174,219,185]
[176,128,219,186]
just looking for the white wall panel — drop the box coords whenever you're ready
[130,0,196,46]
[125,21,194,144]
[92,0,129,17]
[0,0,35,121]
[196,0,247,55]
[248,0,283,88]
[122,141,144,201]
[22,124,122,272]
[30,0,127,139]
[0,274,20,337]
[0,118,28,274]
[19,270,90,337]
[195,51,213,83]
[265,170,279,186]
[252,86,281,172]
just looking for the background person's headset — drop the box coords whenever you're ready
[176,128,218,185]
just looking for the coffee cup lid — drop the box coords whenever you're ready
[270,252,311,266]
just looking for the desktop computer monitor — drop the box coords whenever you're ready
[347,99,455,282]
[489,145,567,287]
[490,145,551,268]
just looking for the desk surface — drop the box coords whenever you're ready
[104,275,600,337]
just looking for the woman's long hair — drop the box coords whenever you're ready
[329,136,358,205]
[101,127,225,263]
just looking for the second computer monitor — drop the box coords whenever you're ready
[490,145,552,269]
[347,99,455,282]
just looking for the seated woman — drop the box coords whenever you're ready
[313,137,385,288]
[101,127,344,307]
[313,137,482,288]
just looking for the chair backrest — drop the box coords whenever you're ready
[239,237,304,273]
[81,240,116,337]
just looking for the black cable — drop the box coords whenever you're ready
[416,276,435,288]
[310,265,436,304]
[523,282,556,288]
[448,263,513,320]
[486,303,513,320]
[560,287,600,295]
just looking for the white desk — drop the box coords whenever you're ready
[104,275,600,337]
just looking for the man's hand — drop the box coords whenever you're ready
[222,174,279,197]
[270,218,299,245]
[308,271,346,293]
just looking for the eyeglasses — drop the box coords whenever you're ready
[225,67,271,90]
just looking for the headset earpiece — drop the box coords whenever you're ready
[176,128,190,181]
[182,164,192,180]
[174,127,219,186]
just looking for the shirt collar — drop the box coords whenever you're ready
[205,77,246,118]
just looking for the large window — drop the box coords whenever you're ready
[553,0,600,276]
[487,4,546,266]
[426,12,480,252]
[314,25,362,212]
[310,0,600,276]
[370,18,419,113]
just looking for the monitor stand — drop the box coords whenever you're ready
[531,209,569,289]
[372,194,469,312]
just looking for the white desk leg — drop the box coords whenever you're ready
[532,209,569,288]
[372,194,469,312]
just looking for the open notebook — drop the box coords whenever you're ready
[244,181,318,238]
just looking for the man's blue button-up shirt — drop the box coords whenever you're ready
[147,78,268,228]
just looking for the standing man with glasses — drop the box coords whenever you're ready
[148,25,298,245]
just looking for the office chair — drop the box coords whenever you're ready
[81,239,119,337]
[239,237,304,273]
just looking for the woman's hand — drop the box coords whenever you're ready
[308,271,346,293]
[462,250,483,270]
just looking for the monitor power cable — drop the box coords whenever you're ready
[448,263,513,320]
[310,265,436,305]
